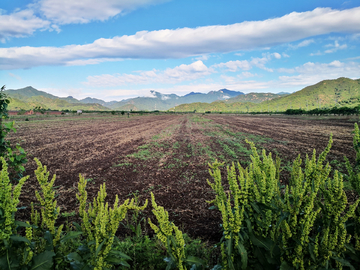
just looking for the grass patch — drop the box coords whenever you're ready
[189,115,213,123]
[114,162,132,167]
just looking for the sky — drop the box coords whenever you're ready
[1,0,360,101]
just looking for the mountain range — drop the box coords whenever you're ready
[4,87,246,111]
[4,77,358,112]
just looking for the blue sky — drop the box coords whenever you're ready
[1,0,360,101]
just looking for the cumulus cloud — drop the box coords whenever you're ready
[84,60,212,87]
[37,0,169,24]
[0,9,51,42]
[2,6,360,69]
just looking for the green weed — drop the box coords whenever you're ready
[114,162,132,167]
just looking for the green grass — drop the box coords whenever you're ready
[189,115,213,123]
[114,162,132,167]
[200,123,274,163]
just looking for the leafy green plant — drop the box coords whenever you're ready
[344,123,360,255]
[0,157,30,267]
[75,174,148,269]
[0,85,27,179]
[148,192,205,270]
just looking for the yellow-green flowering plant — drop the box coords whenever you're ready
[33,158,63,247]
[0,157,30,267]
[76,174,148,270]
[148,192,205,270]
[148,192,187,270]
[345,123,360,251]
[207,141,282,270]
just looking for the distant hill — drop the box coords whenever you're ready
[172,77,360,112]
[5,87,109,111]
[5,86,58,101]
[256,77,360,112]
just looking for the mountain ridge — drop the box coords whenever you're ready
[6,77,358,112]
[171,77,360,112]
[4,87,245,111]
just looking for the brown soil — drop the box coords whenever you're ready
[8,113,358,243]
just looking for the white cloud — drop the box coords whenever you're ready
[37,0,169,24]
[84,60,212,87]
[351,33,360,40]
[240,71,257,78]
[347,56,360,60]
[310,51,322,56]
[220,75,237,84]
[194,54,210,61]
[0,0,168,41]
[213,60,251,72]
[250,55,274,72]
[324,40,347,53]
[289,39,315,49]
[273,52,281,59]
[8,73,22,81]
[2,6,360,69]
[66,58,123,66]
[0,9,51,42]
[310,40,348,55]
[213,53,281,72]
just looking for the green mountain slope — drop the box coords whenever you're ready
[257,77,360,111]
[223,92,285,104]
[5,87,109,111]
[8,96,109,111]
[172,77,360,112]
[6,86,58,101]
[58,96,81,103]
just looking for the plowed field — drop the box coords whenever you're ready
[8,113,358,242]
